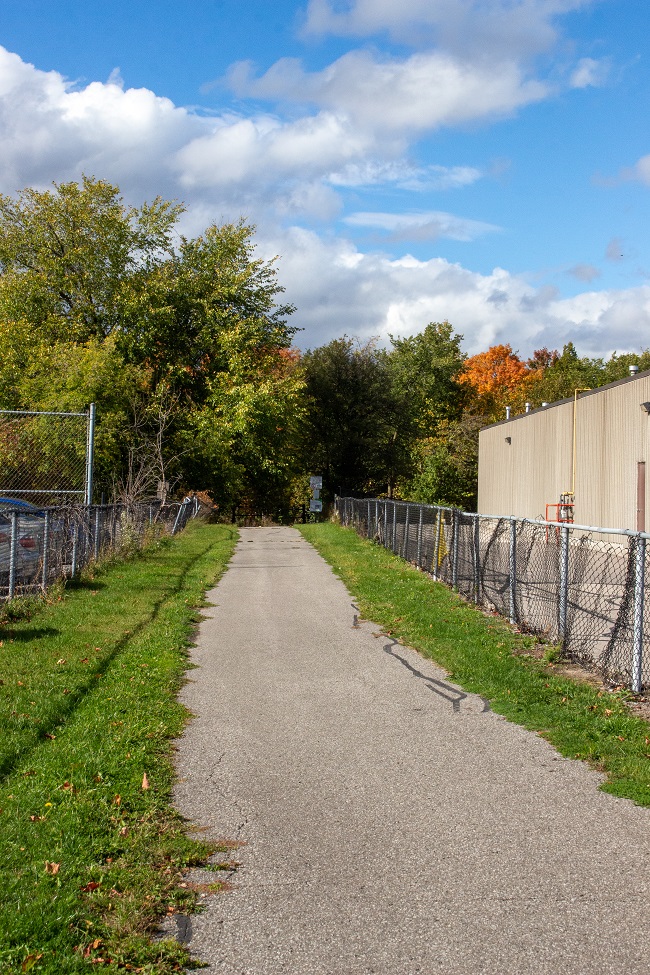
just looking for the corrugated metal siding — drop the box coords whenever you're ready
[478,374,650,531]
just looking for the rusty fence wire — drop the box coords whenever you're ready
[0,495,202,602]
[336,496,650,693]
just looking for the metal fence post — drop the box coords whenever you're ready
[433,509,441,580]
[71,523,78,578]
[473,514,481,603]
[94,507,101,561]
[41,510,50,591]
[632,535,646,694]
[417,506,423,568]
[509,518,517,625]
[375,500,379,541]
[558,525,570,646]
[367,499,372,539]
[392,502,397,553]
[85,402,96,506]
[8,510,17,599]
[452,510,459,590]
[404,505,410,560]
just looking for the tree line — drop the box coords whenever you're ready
[0,178,647,515]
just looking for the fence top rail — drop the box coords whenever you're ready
[0,408,89,418]
[336,496,650,542]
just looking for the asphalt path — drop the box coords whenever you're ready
[171,526,650,974]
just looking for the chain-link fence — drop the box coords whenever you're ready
[0,495,202,601]
[0,406,95,504]
[336,497,650,693]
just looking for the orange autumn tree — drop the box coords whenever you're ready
[458,344,533,421]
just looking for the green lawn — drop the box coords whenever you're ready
[299,522,650,808]
[0,521,237,974]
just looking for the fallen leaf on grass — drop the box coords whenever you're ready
[142,772,150,790]
[45,861,60,874]
[30,815,45,822]
[21,954,43,972]
[56,659,66,665]
[80,881,101,893]
[44,733,56,740]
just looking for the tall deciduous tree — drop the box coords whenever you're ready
[301,337,411,498]
[0,177,303,512]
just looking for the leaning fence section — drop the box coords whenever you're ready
[336,497,650,693]
[0,496,202,602]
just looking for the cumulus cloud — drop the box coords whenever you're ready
[0,44,645,363]
[300,0,592,59]
[343,209,500,242]
[257,227,650,357]
[227,50,549,137]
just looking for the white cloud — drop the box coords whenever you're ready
[605,237,625,262]
[228,50,549,137]
[328,161,482,190]
[259,227,650,358]
[619,154,650,186]
[301,0,592,59]
[569,57,610,89]
[0,44,645,365]
[568,263,601,283]
[344,209,500,242]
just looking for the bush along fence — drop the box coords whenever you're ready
[335,496,650,694]
[0,495,202,601]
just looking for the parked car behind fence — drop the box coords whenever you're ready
[0,496,201,600]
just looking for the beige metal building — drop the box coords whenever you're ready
[478,368,650,531]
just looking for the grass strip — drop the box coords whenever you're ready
[299,522,650,808]
[0,521,237,974]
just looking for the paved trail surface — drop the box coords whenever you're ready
[172,526,650,974]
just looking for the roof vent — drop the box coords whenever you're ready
[630,364,639,376]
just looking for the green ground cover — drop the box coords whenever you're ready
[299,522,650,808]
[0,522,237,974]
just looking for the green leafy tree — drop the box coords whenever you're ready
[388,321,466,435]
[0,177,301,511]
[301,337,412,498]
[0,176,180,343]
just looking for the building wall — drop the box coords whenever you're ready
[478,371,650,531]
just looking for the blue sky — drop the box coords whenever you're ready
[0,0,649,357]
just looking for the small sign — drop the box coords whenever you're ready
[310,500,323,512]
[310,476,323,490]
[312,489,320,501]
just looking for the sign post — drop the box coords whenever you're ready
[309,476,323,516]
